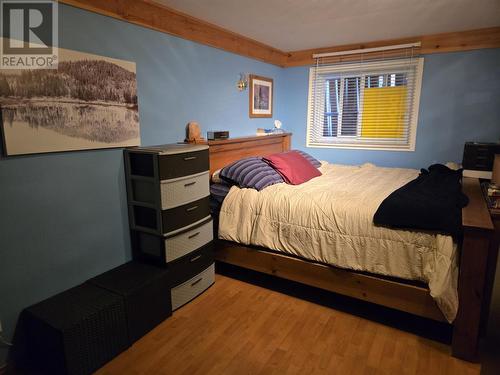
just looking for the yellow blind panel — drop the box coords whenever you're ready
[361,86,407,138]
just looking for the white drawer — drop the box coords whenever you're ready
[160,171,209,210]
[171,263,214,311]
[166,219,213,263]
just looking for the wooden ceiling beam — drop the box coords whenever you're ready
[286,27,500,67]
[59,0,288,67]
[60,1,500,68]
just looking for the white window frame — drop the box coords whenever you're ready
[306,58,424,151]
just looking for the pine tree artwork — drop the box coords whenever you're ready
[0,41,140,155]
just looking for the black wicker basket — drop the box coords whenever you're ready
[88,261,171,344]
[24,283,128,375]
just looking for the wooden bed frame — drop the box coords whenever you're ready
[206,132,496,362]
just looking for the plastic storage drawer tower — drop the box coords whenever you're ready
[124,143,215,310]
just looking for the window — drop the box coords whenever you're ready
[307,58,424,151]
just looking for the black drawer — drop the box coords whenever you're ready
[168,243,214,287]
[462,142,500,171]
[130,196,210,235]
[161,196,210,233]
[159,149,209,180]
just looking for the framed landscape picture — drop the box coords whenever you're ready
[249,74,273,118]
[0,40,140,156]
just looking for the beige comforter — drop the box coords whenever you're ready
[218,162,458,322]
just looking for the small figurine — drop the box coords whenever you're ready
[185,121,205,143]
[273,119,284,133]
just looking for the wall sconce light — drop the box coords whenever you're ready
[237,73,248,91]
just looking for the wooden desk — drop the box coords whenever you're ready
[481,207,500,335]
[452,178,495,361]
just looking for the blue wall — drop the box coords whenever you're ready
[281,49,500,168]
[0,4,284,363]
[1,3,500,366]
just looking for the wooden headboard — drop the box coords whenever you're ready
[207,133,291,174]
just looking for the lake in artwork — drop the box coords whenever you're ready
[0,42,140,155]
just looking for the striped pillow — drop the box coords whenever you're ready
[294,150,321,168]
[209,182,231,215]
[220,157,284,191]
[210,182,231,204]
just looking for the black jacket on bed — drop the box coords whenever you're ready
[373,164,469,238]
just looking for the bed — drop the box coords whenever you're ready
[206,132,495,362]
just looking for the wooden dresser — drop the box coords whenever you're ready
[482,201,500,334]
[124,144,214,311]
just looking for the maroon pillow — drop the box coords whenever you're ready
[264,151,322,185]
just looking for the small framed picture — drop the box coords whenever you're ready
[249,74,273,118]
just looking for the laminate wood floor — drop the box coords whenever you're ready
[97,270,480,375]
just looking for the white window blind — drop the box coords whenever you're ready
[307,49,424,151]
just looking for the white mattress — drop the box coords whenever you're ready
[218,162,458,322]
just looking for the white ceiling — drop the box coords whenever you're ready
[157,0,500,51]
